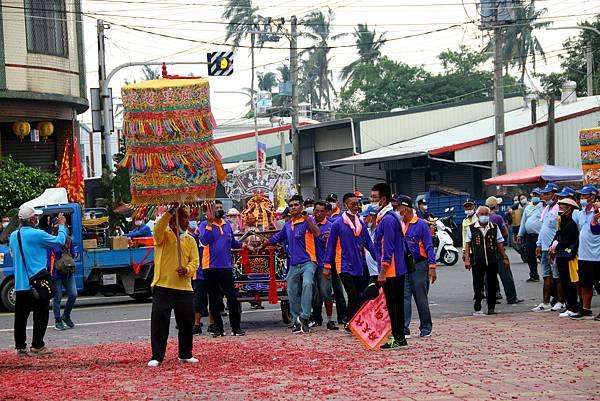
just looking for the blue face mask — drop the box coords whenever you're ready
[478,215,490,224]
[188,221,198,230]
[580,199,588,208]
[531,197,540,204]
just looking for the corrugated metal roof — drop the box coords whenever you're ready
[323,96,600,167]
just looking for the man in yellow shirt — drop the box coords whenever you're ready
[148,206,200,367]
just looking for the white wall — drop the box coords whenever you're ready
[359,97,523,152]
[2,0,83,98]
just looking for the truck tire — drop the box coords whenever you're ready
[129,293,151,301]
[280,300,292,324]
[1,278,16,312]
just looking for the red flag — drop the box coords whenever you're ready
[57,139,71,189]
[70,136,85,206]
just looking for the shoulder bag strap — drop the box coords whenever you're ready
[17,229,31,281]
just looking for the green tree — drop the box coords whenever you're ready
[277,64,290,83]
[338,57,429,114]
[485,0,549,85]
[257,72,277,92]
[560,17,600,96]
[535,72,566,98]
[0,156,56,217]
[340,23,386,84]
[222,0,262,49]
[338,48,521,116]
[300,8,347,109]
[98,144,131,233]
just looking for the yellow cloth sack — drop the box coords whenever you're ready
[568,257,579,283]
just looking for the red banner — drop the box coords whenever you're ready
[348,289,392,350]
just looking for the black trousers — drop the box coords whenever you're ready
[340,272,367,322]
[204,268,241,332]
[14,290,49,350]
[383,275,406,342]
[150,286,194,362]
[472,262,498,310]
[556,258,579,313]
[525,233,540,280]
[331,266,348,323]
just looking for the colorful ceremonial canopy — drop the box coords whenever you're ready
[120,77,226,213]
[580,127,600,184]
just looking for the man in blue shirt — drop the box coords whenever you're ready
[9,206,67,356]
[517,188,543,282]
[533,183,562,312]
[571,185,599,320]
[125,218,152,238]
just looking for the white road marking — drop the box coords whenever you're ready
[0,306,281,332]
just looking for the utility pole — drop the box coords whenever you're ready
[97,19,112,171]
[250,30,259,172]
[587,42,594,96]
[493,26,506,176]
[547,96,555,165]
[290,15,299,188]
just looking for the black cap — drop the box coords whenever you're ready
[417,198,427,205]
[396,195,412,208]
[303,198,315,206]
[325,193,338,202]
[463,199,475,207]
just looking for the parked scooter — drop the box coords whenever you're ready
[433,208,460,266]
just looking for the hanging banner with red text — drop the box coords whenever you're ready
[348,289,392,350]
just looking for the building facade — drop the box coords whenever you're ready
[0,0,88,172]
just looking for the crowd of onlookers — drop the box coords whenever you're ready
[463,184,600,320]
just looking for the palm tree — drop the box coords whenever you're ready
[485,0,550,85]
[300,8,347,110]
[257,72,278,92]
[277,64,290,83]
[340,24,386,84]
[222,0,262,49]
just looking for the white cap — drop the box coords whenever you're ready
[226,208,240,216]
[18,206,43,220]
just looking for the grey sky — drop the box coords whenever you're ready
[80,0,600,123]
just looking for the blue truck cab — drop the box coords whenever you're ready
[0,203,155,311]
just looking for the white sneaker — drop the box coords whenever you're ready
[179,357,199,364]
[473,311,485,316]
[559,310,578,318]
[147,360,160,367]
[531,303,552,312]
[551,302,564,311]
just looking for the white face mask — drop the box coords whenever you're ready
[329,202,337,210]
[465,209,475,217]
[421,205,428,211]
[520,199,528,206]
[2,222,8,229]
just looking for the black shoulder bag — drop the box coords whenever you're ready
[17,230,56,301]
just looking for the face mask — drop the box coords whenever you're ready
[531,197,540,204]
[329,202,337,210]
[478,215,490,224]
[580,199,588,208]
[2,222,8,229]
[306,207,314,215]
[215,210,225,219]
[421,205,428,211]
[370,202,379,209]
[520,199,528,206]
[465,210,475,217]
[188,221,198,230]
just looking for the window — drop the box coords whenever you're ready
[24,0,68,57]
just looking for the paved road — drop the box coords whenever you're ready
[0,248,597,349]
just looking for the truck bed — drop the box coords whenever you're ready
[82,247,154,269]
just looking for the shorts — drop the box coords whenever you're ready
[317,266,334,302]
[541,251,559,279]
[192,279,209,317]
[578,260,600,288]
